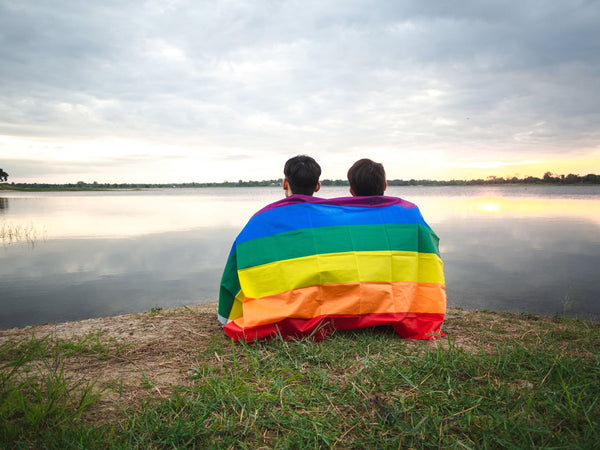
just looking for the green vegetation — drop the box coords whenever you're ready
[0,334,106,446]
[1,171,599,191]
[0,221,45,246]
[1,309,599,448]
[388,171,600,186]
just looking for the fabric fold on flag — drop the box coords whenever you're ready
[218,194,446,342]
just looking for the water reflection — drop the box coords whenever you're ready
[395,190,600,227]
[0,186,599,329]
[2,186,599,238]
[0,197,7,212]
[439,217,600,320]
[0,188,282,239]
[0,228,235,328]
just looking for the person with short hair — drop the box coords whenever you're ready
[218,156,446,342]
[347,158,387,196]
[283,155,321,197]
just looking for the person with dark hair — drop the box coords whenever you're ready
[283,155,321,196]
[218,155,324,337]
[218,155,446,343]
[347,158,386,196]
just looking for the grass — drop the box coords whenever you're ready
[1,310,599,448]
[0,335,106,445]
[0,220,45,246]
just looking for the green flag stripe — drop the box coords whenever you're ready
[218,248,241,319]
[236,223,440,270]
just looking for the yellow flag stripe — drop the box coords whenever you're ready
[238,250,444,299]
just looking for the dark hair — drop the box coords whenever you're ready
[347,158,386,196]
[284,155,321,195]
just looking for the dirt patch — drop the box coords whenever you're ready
[0,305,579,423]
[0,303,219,345]
[0,304,227,422]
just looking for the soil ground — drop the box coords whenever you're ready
[0,304,571,423]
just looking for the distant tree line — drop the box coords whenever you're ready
[2,172,599,190]
[2,179,284,190]
[319,172,600,186]
[385,172,600,186]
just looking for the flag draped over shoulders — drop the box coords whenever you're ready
[218,194,446,342]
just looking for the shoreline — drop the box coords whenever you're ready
[2,303,598,446]
[0,302,220,344]
[1,303,594,345]
[3,181,600,193]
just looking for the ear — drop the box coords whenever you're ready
[283,178,293,197]
[383,180,387,192]
[349,187,356,196]
[314,181,321,193]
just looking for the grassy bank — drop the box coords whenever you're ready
[1,307,599,448]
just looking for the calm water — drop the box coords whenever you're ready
[1,185,599,329]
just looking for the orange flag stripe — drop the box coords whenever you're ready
[232,281,446,328]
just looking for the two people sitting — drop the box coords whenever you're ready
[218,156,446,342]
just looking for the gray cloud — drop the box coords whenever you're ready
[1,0,599,181]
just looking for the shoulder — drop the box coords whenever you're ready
[315,195,419,210]
[253,195,420,216]
[252,194,323,217]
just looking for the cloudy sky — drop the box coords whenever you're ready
[1,0,599,184]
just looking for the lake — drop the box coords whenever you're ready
[1,185,599,329]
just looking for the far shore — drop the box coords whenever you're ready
[2,173,600,193]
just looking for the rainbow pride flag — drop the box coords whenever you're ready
[218,195,446,342]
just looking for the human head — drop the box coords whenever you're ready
[347,158,387,196]
[283,155,321,197]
